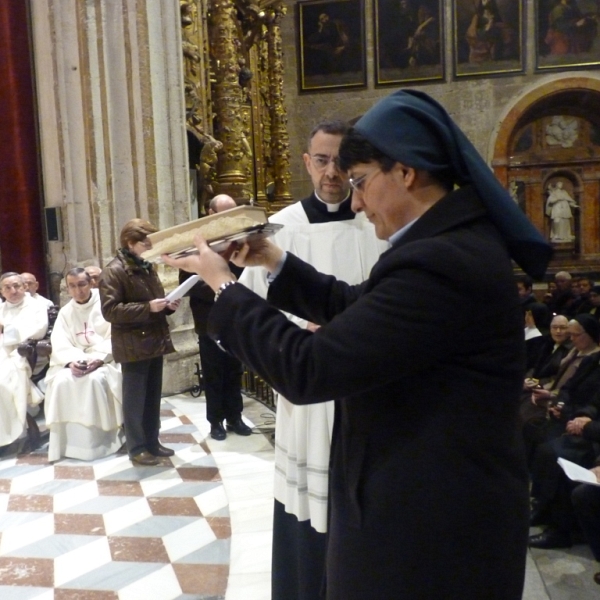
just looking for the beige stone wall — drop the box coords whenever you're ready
[280,0,600,201]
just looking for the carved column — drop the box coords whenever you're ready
[266,4,292,210]
[208,0,250,203]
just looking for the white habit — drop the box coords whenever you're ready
[44,289,123,461]
[0,296,48,446]
[239,203,387,532]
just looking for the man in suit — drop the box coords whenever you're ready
[165,89,552,600]
[181,194,251,441]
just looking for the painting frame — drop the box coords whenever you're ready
[297,0,367,93]
[535,0,600,72]
[373,0,445,87]
[453,0,525,79]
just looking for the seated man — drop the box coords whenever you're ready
[84,265,102,289]
[44,268,123,462]
[0,272,48,447]
[21,272,54,309]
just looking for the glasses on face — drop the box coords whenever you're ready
[550,325,568,331]
[309,154,340,171]
[1,283,23,291]
[349,168,381,194]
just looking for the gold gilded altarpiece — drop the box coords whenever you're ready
[180,0,292,216]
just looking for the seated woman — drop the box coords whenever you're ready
[44,268,123,462]
[526,317,600,547]
[524,302,551,372]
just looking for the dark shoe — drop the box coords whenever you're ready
[226,418,252,436]
[149,443,174,457]
[529,507,549,527]
[594,572,600,585]
[131,451,159,466]
[529,529,572,549]
[210,422,226,441]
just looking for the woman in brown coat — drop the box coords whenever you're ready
[99,219,179,466]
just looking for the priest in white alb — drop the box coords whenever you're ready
[45,267,123,462]
[0,272,49,447]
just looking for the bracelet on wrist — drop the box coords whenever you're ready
[214,280,237,302]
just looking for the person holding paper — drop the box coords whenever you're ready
[571,462,600,584]
[180,194,251,441]
[100,218,180,466]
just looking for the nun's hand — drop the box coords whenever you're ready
[231,238,284,272]
[162,234,235,292]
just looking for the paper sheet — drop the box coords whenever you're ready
[557,457,600,486]
[165,275,200,302]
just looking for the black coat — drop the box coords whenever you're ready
[208,187,529,599]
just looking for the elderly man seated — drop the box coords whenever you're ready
[44,268,123,462]
[0,272,48,448]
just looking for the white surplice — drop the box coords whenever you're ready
[239,204,388,532]
[0,296,49,446]
[44,289,123,461]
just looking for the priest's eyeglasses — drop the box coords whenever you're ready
[309,154,340,171]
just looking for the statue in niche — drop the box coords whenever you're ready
[545,180,578,242]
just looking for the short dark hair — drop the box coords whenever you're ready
[516,275,533,291]
[307,119,350,150]
[338,128,397,173]
[119,218,157,249]
[66,267,90,282]
[338,127,454,190]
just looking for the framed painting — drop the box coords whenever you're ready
[297,0,366,92]
[453,0,524,79]
[374,0,444,86]
[536,0,600,71]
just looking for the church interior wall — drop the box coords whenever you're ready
[8,0,600,393]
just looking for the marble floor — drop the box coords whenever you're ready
[0,392,599,599]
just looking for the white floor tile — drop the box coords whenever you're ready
[54,536,112,586]
[103,497,153,535]
[161,518,215,562]
[118,564,182,600]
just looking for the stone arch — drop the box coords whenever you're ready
[491,77,600,273]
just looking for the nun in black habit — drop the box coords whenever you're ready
[165,90,552,600]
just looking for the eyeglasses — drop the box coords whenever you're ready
[1,283,23,291]
[550,325,568,330]
[349,168,381,193]
[309,154,340,171]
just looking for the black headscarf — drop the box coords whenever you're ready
[354,89,552,279]
[573,313,600,344]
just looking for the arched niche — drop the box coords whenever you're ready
[492,77,600,274]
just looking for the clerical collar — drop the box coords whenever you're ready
[301,192,355,223]
[314,191,351,212]
[76,294,93,305]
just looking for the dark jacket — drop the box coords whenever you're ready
[208,186,529,600]
[180,264,243,336]
[100,250,175,363]
[529,336,572,382]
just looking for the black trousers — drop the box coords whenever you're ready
[572,482,600,561]
[199,333,243,425]
[122,356,163,457]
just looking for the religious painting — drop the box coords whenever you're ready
[374,0,444,86]
[535,0,600,71]
[453,0,524,78]
[297,0,366,92]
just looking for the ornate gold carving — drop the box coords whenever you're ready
[183,0,292,210]
[265,3,292,210]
